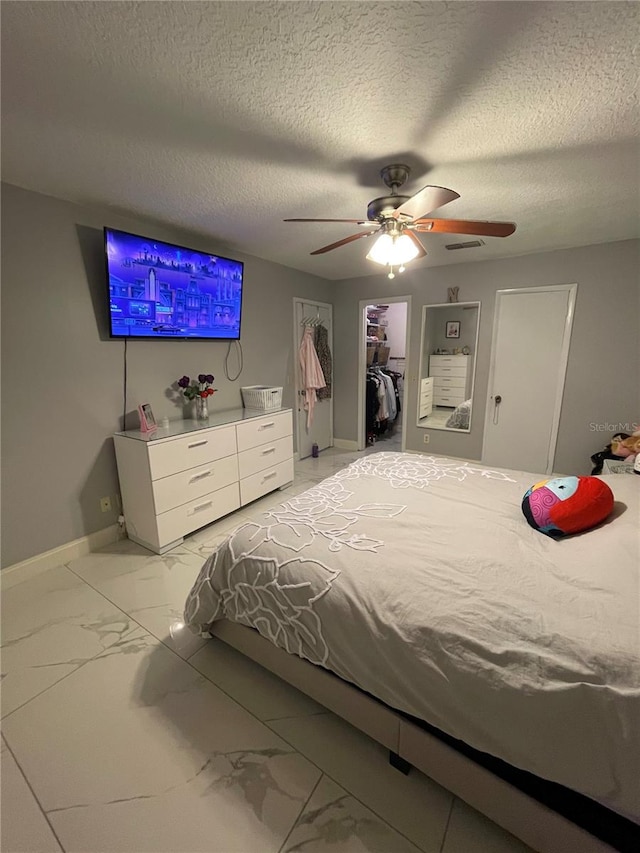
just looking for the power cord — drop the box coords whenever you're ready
[224,339,243,382]
[123,338,128,429]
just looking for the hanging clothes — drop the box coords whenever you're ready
[299,326,326,428]
[377,376,389,421]
[366,374,380,444]
[366,367,403,442]
[381,372,397,422]
[314,323,332,400]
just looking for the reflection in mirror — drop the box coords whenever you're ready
[417,301,481,433]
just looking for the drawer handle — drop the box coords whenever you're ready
[261,447,276,455]
[262,471,278,482]
[258,422,276,431]
[188,440,208,449]
[189,469,212,482]
[188,500,213,515]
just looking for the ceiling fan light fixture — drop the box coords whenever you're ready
[366,233,419,267]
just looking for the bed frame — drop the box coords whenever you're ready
[211,619,626,853]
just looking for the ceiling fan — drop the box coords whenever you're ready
[285,164,516,278]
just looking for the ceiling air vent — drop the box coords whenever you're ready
[445,239,486,250]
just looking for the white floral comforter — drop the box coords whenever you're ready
[184,452,640,822]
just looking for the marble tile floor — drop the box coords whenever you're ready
[1,450,532,853]
[419,409,454,430]
[364,428,403,455]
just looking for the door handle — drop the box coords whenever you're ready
[493,395,502,424]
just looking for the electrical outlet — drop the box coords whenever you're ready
[100,496,112,513]
[423,434,430,444]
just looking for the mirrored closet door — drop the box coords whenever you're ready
[416,302,480,433]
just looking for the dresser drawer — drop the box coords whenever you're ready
[429,366,467,379]
[419,398,433,418]
[148,426,237,480]
[240,459,294,506]
[430,355,468,367]
[434,392,465,407]
[420,377,434,393]
[434,376,466,390]
[238,436,292,480]
[236,412,293,453]
[152,453,239,515]
[156,482,240,545]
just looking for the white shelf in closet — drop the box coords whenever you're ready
[114,408,293,554]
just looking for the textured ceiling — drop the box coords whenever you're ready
[2,1,639,280]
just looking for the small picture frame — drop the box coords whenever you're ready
[445,321,461,339]
[138,403,157,433]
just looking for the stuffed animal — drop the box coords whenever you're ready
[522,476,614,538]
[611,430,640,461]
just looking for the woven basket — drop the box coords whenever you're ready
[241,385,283,410]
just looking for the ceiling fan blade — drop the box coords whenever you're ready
[392,186,459,221]
[405,231,427,259]
[310,231,376,255]
[414,219,516,237]
[285,218,377,225]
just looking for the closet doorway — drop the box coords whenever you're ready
[357,297,411,452]
[293,297,334,459]
[482,284,577,474]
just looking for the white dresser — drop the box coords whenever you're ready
[418,377,434,419]
[114,408,294,554]
[429,354,471,408]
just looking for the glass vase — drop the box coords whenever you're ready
[194,396,209,421]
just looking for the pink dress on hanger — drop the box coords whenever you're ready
[299,326,327,428]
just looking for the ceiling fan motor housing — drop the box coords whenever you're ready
[367,195,410,221]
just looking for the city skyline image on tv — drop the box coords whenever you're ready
[105,228,244,339]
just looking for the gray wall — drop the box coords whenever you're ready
[333,239,640,474]
[1,183,331,567]
[427,304,478,356]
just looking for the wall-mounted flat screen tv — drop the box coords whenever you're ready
[105,228,244,339]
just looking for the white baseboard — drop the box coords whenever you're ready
[333,439,359,451]
[2,524,122,590]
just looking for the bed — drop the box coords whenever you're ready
[445,398,472,429]
[184,452,639,852]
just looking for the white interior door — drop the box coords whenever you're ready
[293,298,333,459]
[482,285,576,474]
